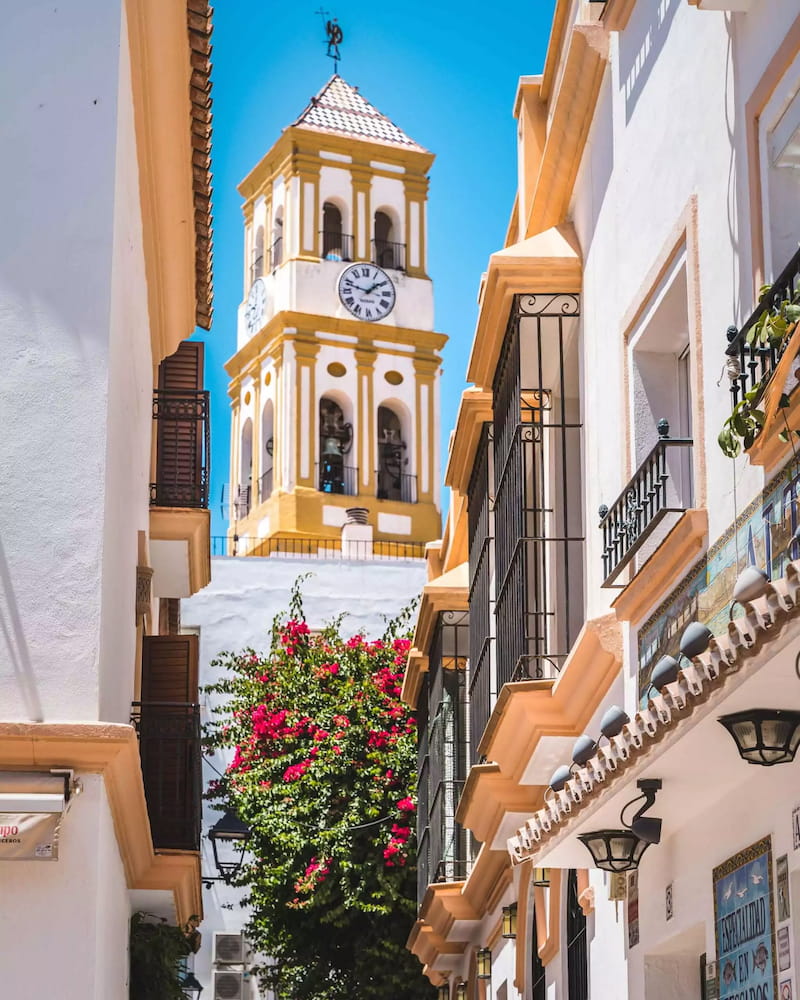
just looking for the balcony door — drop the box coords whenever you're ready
[155,341,205,507]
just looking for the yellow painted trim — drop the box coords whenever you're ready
[514,863,532,992]
[612,508,708,624]
[0,722,201,924]
[455,764,544,846]
[412,562,469,655]
[467,225,582,391]
[226,311,447,382]
[540,0,573,102]
[239,128,434,203]
[478,613,623,778]
[149,507,211,596]
[525,25,609,239]
[400,649,429,708]
[463,845,512,919]
[444,390,494,493]
[536,868,562,965]
[126,0,197,363]
[355,345,377,497]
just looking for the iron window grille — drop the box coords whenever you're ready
[492,293,583,688]
[467,424,494,765]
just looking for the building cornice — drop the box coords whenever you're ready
[0,723,201,924]
[444,390,494,495]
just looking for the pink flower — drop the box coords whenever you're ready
[397,797,415,813]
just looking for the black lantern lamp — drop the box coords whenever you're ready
[208,810,251,885]
[532,867,550,887]
[438,984,450,1000]
[501,904,517,939]
[718,708,800,766]
[578,779,663,873]
[456,983,467,1000]
[180,972,203,998]
[476,949,492,981]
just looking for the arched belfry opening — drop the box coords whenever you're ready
[271,209,284,269]
[260,401,274,502]
[319,397,354,495]
[238,418,253,518]
[376,404,412,502]
[252,226,264,284]
[322,202,350,261]
[373,210,404,271]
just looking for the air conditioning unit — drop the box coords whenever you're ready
[213,970,246,1000]
[213,931,245,965]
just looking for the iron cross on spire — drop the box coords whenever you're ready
[315,9,344,74]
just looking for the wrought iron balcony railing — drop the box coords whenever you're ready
[317,462,359,496]
[416,778,469,908]
[375,471,418,503]
[599,421,693,586]
[320,230,353,261]
[725,245,800,408]
[131,701,202,852]
[150,390,210,509]
[468,424,493,765]
[210,535,427,560]
[371,239,406,272]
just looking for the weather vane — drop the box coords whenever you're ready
[315,9,343,74]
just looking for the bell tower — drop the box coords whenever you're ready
[225,76,445,552]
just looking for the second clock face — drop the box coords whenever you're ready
[337,263,396,321]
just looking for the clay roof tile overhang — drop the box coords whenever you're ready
[187,0,214,330]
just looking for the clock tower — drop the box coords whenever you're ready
[226,75,446,551]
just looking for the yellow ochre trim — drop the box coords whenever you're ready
[455,763,544,847]
[0,722,202,925]
[445,390,494,494]
[149,507,211,596]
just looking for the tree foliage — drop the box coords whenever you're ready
[204,587,433,1000]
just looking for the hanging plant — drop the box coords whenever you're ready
[129,912,197,1000]
[718,283,800,458]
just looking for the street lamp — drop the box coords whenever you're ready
[718,708,800,766]
[501,904,517,939]
[476,949,492,980]
[180,972,203,998]
[208,810,251,885]
[577,779,663,873]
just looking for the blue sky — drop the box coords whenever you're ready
[195,1,556,537]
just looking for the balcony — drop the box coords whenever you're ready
[150,390,210,509]
[375,470,417,503]
[320,230,353,262]
[599,422,693,587]
[416,777,469,908]
[132,701,202,852]
[726,246,800,410]
[372,239,406,272]
[468,424,493,764]
[317,462,359,496]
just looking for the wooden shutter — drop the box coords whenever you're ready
[139,635,201,850]
[141,634,199,703]
[155,341,205,506]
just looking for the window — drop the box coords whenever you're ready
[373,209,404,270]
[252,226,264,284]
[322,202,345,260]
[319,397,354,495]
[271,210,283,269]
[759,58,800,281]
[237,418,253,518]
[260,400,274,502]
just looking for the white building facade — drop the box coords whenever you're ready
[408,3,800,1000]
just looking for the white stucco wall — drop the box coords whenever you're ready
[0,1,152,724]
[0,774,131,999]
[182,553,428,996]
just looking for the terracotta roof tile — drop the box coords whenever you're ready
[187,1,213,330]
[291,75,426,152]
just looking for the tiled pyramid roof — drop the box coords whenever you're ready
[290,75,426,152]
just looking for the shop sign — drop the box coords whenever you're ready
[778,927,791,973]
[713,836,777,1000]
[0,812,60,860]
[777,855,791,921]
[638,460,800,704]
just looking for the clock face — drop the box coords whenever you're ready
[245,278,266,335]
[337,263,396,321]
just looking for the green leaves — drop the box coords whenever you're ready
[203,585,429,1000]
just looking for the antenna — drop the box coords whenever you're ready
[315,9,343,73]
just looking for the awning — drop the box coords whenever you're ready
[0,770,76,861]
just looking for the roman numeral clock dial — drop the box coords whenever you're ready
[337,263,396,322]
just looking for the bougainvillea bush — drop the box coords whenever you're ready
[204,587,433,1000]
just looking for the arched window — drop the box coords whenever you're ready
[260,401,274,502]
[566,870,587,1000]
[238,419,253,518]
[373,210,394,269]
[271,210,284,269]
[322,202,345,260]
[252,226,264,284]
[319,397,353,495]
[376,404,411,502]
